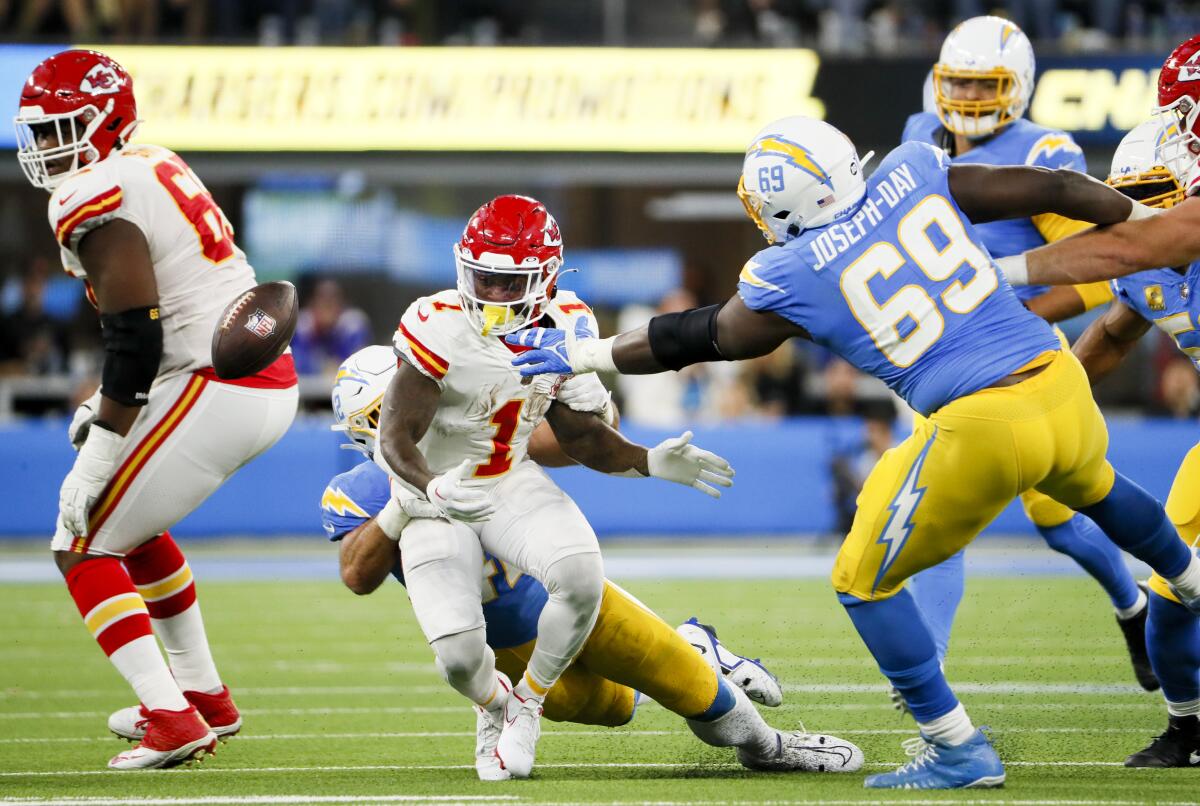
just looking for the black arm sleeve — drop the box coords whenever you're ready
[646,304,727,371]
[99,306,163,406]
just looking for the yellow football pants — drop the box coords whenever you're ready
[494,580,719,725]
[835,348,1117,601]
[1148,441,1200,604]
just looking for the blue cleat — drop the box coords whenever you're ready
[864,730,1004,789]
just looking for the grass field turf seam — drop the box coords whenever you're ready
[1,577,1194,804]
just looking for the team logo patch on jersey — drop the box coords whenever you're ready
[1146,285,1166,311]
[244,308,277,339]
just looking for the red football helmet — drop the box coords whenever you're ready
[454,195,563,336]
[1154,35,1200,193]
[13,49,140,191]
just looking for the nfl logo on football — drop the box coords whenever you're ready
[245,308,277,339]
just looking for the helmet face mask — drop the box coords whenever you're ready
[454,195,563,336]
[933,16,1034,140]
[12,49,139,192]
[1153,34,1200,191]
[1106,118,1186,211]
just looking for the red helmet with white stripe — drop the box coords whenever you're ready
[454,195,563,336]
[1153,35,1200,194]
[13,49,140,191]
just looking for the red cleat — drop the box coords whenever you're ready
[110,686,241,742]
[107,705,216,770]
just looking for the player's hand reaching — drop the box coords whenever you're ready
[647,431,735,498]
[425,459,495,523]
[506,317,595,377]
[59,425,125,536]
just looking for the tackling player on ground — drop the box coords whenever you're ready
[901,16,1153,690]
[373,195,736,779]
[504,116,1200,788]
[14,50,298,769]
[323,345,863,780]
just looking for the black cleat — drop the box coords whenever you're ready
[1117,583,1160,692]
[1125,715,1200,767]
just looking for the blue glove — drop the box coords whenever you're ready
[506,317,594,377]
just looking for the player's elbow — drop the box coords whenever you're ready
[340,563,381,595]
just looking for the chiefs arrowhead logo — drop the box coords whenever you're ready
[80,64,123,96]
[1180,49,1200,82]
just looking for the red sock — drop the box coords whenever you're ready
[123,532,195,618]
[66,557,154,657]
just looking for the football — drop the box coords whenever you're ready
[210,280,299,379]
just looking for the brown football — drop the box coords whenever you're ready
[211,281,299,379]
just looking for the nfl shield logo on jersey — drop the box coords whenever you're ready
[244,308,277,339]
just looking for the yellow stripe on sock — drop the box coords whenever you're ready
[83,593,148,637]
[523,672,549,697]
[135,563,193,603]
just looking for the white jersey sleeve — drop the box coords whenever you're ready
[543,290,599,338]
[393,291,460,389]
[46,145,258,380]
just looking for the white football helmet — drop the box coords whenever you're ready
[1106,119,1186,210]
[738,116,872,244]
[331,345,397,456]
[933,16,1035,139]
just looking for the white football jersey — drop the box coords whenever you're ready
[47,144,257,380]
[388,288,598,490]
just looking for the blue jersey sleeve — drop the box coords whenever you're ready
[319,461,392,541]
[901,112,942,146]
[736,248,796,317]
[1024,131,1086,172]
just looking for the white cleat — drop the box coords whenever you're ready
[475,705,511,781]
[495,690,542,779]
[107,706,217,770]
[676,617,783,707]
[737,729,864,773]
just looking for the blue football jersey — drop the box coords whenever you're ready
[738,140,1060,416]
[1114,262,1200,369]
[319,460,548,650]
[902,113,1086,301]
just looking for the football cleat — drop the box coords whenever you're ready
[864,730,1005,789]
[495,689,543,779]
[676,617,783,707]
[888,685,913,718]
[1116,583,1160,692]
[1167,549,1200,616]
[107,705,217,770]
[737,729,864,772]
[1125,715,1200,767]
[474,672,512,781]
[110,686,241,742]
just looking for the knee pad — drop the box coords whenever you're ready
[543,553,604,612]
[432,628,489,685]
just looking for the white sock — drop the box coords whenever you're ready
[1167,698,1200,718]
[1116,587,1148,621]
[1168,554,1200,600]
[918,703,976,747]
[109,635,189,712]
[153,605,222,694]
[513,673,548,705]
[686,683,776,757]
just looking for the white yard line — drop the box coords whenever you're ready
[0,800,1187,806]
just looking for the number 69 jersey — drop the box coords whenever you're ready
[47,144,257,380]
[737,141,1059,416]
[389,288,596,488]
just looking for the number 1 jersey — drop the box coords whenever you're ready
[47,144,257,380]
[737,141,1059,416]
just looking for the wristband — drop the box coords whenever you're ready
[376,497,409,542]
[573,336,617,374]
[995,254,1029,286]
[1126,201,1160,221]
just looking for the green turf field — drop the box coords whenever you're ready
[1,576,1194,804]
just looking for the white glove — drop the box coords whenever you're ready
[68,389,102,451]
[376,496,443,541]
[994,254,1029,286]
[556,373,615,424]
[59,425,125,537]
[647,430,735,499]
[425,460,495,523]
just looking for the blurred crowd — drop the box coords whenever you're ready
[2,0,1196,50]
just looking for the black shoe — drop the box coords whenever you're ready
[1117,583,1160,692]
[1125,715,1200,767]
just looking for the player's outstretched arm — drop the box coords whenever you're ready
[508,293,806,377]
[947,163,1137,227]
[1022,198,1200,286]
[338,519,398,595]
[545,403,734,498]
[1071,300,1152,385]
[377,361,442,494]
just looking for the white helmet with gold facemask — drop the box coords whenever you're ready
[933,16,1035,140]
